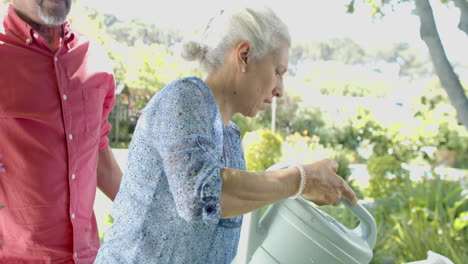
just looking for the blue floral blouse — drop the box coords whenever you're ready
[95,77,246,264]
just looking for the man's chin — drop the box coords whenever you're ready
[38,14,66,25]
[38,1,71,25]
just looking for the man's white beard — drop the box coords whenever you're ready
[37,7,67,26]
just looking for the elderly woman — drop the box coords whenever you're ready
[95,5,357,264]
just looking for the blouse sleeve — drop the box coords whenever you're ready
[146,80,223,224]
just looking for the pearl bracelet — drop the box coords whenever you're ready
[289,163,306,199]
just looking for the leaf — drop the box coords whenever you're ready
[346,0,356,13]
[454,212,468,231]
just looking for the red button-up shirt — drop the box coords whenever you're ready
[0,4,116,263]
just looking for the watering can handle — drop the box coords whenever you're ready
[339,198,377,249]
[265,162,377,248]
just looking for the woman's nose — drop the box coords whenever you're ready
[273,81,284,98]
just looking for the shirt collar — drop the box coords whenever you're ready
[3,3,75,46]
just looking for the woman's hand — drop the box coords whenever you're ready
[301,159,357,206]
[0,153,5,172]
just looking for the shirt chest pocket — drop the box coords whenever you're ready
[68,76,105,138]
[81,84,104,136]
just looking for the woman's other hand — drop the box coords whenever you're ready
[301,159,357,206]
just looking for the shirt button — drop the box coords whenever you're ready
[63,94,68,100]
[74,252,77,258]
[71,173,76,180]
[25,38,31,44]
[71,213,75,219]
[54,57,58,62]
[68,134,73,140]
[33,33,39,39]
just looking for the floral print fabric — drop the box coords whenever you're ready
[95,77,246,264]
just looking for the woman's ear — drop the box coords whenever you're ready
[236,41,251,72]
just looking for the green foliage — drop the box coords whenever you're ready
[370,176,468,263]
[454,211,468,231]
[288,107,326,137]
[243,130,283,172]
[312,106,383,153]
[332,152,352,181]
[412,79,468,168]
[231,114,265,137]
[316,203,361,230]
[281,131,327,164]
[342,106,382,150]
[104,16,184,46]
[69,5,110,49]
[296,61,394,98]
[232,94,305,138]
[290,38,366,66]
[346,0,410,18]
[124,43,172,94]
[99,214,115,244]
[104,214,114,226]
[366,154,402,178]
[258,95,302,137]
[369,42,432,79]
[109,141,130,149]
[70,3,203,93]
[372,124,418,163]
[366,154,408,199]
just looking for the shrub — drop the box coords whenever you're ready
[258,95,302,137]
[366,154,408,199]
[288,107,326,139]
[231,113,265,137]
[281,131,332,164]
[243,130,283,172]
[332,151,352,181]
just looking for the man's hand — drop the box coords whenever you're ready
[301,159,357,206]
[0,153,5,172]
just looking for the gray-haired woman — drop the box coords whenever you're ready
[95,5,357,264]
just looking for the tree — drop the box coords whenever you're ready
[453,0,468,35]
[369,42,432,78]
[104,16,184,47]
[290,38,366,66]
[348,0,468,131]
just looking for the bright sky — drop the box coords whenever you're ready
[80,0,467,64]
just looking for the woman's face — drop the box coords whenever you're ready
[237,41,289,117]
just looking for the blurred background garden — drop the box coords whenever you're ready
[2,0,466,262]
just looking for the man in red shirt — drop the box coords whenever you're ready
[0,0,123,263]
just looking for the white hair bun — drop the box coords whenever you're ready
[181,40,207,62]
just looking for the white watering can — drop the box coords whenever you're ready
[232,162,377,264]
